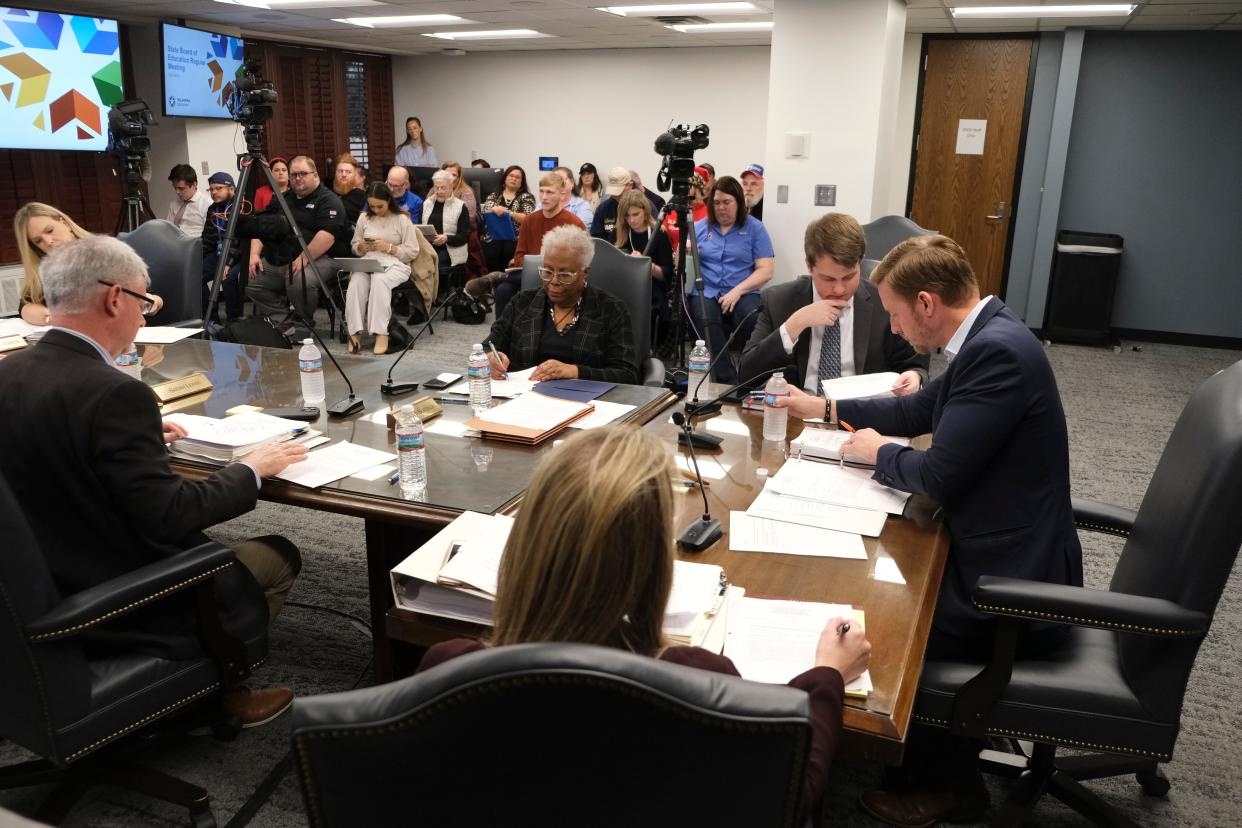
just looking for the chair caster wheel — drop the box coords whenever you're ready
[1137,767,1170,797]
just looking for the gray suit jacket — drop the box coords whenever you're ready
[739,277,928,389]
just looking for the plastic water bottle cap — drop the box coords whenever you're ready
[472,343,482,349]
[756,467,769,479]
[695,339,705,347]
[303,338,313,345]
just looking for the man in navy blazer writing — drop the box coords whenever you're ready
[777,234,1082,826]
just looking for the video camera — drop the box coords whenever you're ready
[654,122,710,200]
[227,61,278,125]
[106,99,156,161]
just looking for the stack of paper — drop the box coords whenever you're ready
[745,484,887,537]
[725,597,873,697]
[729,512,867,559]
[664,560,726,646]
[789,427,910,467]
[466,392,594,445]
[274,441,398,489]
[767,458,911,515]
[164,412,308,462]
[446,366,538,399]
[821,372,899,400]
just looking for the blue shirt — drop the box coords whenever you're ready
[566,196,594,227]
[693,215,775,298]
[372,190,423,220]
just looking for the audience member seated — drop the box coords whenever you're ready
[394,116,438,168]
[346,183,421,356]
[661,166,710,250]
[333,153,366,226]
[0,235,308,725]
[555,166,594,226]
[485,225,636,384]
[439,160,477,219]
[247,155,351,336]
[465,172,585,319]
[422,169,470,277]
[741,212,927,395]
[577,162,602,210]
[481,165,535,273]
[384,165,424,218]
[691,176,775,384]
[614,190,675,340]
[590,166,632,241]
[13,202,162,327]
[253,156,289,213]
[164,163,211,238]
[699,162,716,192]
[470,158,491,169]
[418,425,870,819]
[629,169,666,214]
[201,171,244,323]
[741,163,765,221]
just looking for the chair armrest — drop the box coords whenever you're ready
[974,575,1209,638]
[1072,496,1136,538]
[26,542,236,641]
[642,357,665,387]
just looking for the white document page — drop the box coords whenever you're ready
[725,597,872,694]
[746,484,887,537]
[729,512,867,559]
[349,464,396,481]
[134,326,203,344]
[791,428,910,465]
[436,519,514,596]
[164,412,306,448]
[475,392,591,431]
[767,459,911,515]
[275,441,397,489]
[569,400,635,430]
[0,317,45,338]
[666,559,724,619]
[447,366,538,398]
[821,372,899,400]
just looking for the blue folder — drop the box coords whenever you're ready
[482,212,517,242]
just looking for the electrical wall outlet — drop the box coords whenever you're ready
[201,161,209,175]
[815,185,836,206]
[777,184,789,204]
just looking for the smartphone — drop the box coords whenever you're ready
[423,372,463,390]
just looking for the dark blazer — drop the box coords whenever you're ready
[838,298,1083,647]
[486,285,638,384]
[740,277,928,389]
[0,330,262,655]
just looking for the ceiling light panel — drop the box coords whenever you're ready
[667,20,774,32]
[951,4,1135,18]
[334,15,473,28]
[596,3,758,16]
[423,29,552,40]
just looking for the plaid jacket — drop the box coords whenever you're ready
[486,285,637,384]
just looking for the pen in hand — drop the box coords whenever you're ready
[837,622,851,636]
[486,342,508,379]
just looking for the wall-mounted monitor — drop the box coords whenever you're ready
[160,22,243,120]
[0,7,123,151]
[538,156,558,171]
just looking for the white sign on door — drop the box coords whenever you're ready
[955,119,987,155]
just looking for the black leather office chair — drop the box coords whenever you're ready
[916,359,1242,826]
[291,642,811,827]
[0,473,269,826]
[522,240,666,385]
[118,219,203,326]
[860,215,936,261]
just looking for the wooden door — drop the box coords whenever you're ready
[909,38,1033,299]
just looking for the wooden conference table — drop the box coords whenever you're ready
[150,338,947,764]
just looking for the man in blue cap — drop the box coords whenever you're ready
[202,171,244,322]
[741,163,765,222]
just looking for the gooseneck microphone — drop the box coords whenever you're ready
[671,411,723,551]
[299,322,364,418]
[381,287,471,396]
[685,306,763,417]
[676,365,793,452]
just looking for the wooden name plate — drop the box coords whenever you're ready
[150,372,213,404]
[384,396,443,429]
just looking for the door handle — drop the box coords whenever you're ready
[986,201,1007,221]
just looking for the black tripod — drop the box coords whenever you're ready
[114,156,154,234]
[649,191,712,377]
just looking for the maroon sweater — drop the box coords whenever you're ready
[418,638,845,813]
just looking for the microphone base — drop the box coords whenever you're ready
[684,399,723,417]
[677,430,723,451]
[678,516,723,551]
[380,380,421,397]
[326,396,365,418]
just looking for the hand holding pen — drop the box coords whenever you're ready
[814,615,871,684]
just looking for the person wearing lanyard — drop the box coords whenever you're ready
[691,176,775,384]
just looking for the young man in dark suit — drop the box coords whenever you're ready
[778,234,1083,826]
[741,212,928,394]
[0,235,309,727]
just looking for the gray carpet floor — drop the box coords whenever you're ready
[3,309,1240,826]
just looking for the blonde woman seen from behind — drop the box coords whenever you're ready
[416,426,871,819]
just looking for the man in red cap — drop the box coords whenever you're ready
[741,163,765,221]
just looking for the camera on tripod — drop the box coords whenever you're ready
[654,123,710,200]
[107,99,155,162]
[227,61,278,125]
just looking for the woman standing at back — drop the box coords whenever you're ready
[395,117,438,168]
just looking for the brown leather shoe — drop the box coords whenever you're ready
[858,779,989,828]
[223,685,295,729]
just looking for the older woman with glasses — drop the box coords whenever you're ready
[484,225,636,384]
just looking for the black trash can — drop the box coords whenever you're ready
[1043,230,1123,347]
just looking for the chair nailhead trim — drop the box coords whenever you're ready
[972,602,1205,637]
[913,714,1171,761]
[29,564,232,640]
[1074,521,1130,538]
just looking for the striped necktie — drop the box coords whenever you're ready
[817,321,841,396]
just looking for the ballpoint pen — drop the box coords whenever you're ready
[486,341,508,379]
[436,397,472,405]
[387,471,400,486]
[838,420,856,467]
[837,621,851,636]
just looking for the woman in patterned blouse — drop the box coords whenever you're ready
[480,165,536,273]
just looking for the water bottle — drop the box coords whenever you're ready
[762,371,790,442]
[467,343,491,413]
[298,338,325,404]
[395,404,428,497]
[114,342,141,379]
[688,339,711,387]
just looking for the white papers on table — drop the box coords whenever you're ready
[673,453,730,481]
[447,366,537,398]
[0,317,44,338]
[275,441,397,489]
[821,372,899,400]
[729,512,867,559]
[568,399,635,429]
[789,428,910,467]
[664,560,726,646]
[165,411,308,461]
[768,458,911,515]
[349,463,396,481]
[474,392,591,431]
[436,523,513,596]
[134,326,203,344]
[725,597,872,696]
[746,484,887,537]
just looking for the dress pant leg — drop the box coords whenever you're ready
[345,272,370,335]
[232,535,302,623]
[246,260,292,324]
[368,266,410,335]
[289,255,333,323]
[493,270,523,320]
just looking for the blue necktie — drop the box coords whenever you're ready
[817,321,841,396]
